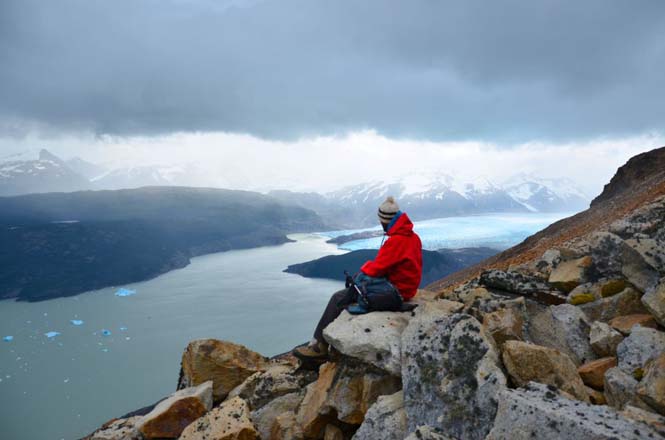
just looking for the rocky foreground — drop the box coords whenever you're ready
[85,148,665,440]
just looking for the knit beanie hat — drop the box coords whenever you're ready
[378,196,400,224]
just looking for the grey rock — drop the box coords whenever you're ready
[586,232,660,293]
[403,426,453,440]
[604,367,650,411]
[323,310,411,376]
[589,321,624,357]
[401,313,506,440]
[479,269,551,295]
[352,391,407,440]
[643,280,665,327]
[251,391,304,440]
[528,303,596,365]
[621,405,665,431]
[616,326,665,375]
[486,382,663,440]
[579,287,648,322]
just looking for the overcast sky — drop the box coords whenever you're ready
[1,0,664,193]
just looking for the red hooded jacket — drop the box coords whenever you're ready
[360,212,422,300]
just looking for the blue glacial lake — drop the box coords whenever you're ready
[0,212,571,440]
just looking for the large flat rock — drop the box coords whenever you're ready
[486,382,664,440]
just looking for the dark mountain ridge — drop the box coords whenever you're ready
[0,187,325,302]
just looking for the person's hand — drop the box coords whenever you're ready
[345,273,354,288]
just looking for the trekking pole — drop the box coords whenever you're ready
[344,270,369,305]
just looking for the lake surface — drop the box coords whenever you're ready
[0,212,571,440]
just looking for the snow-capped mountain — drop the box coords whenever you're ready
[0,149,91,196]
[501,173,589,212]
[321,173,589,225]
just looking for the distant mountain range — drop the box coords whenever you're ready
[0,150,590,228]
[271,173,589,228]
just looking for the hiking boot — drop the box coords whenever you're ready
[293,340,329,360]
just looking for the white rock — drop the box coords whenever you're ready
[323,310,410,376]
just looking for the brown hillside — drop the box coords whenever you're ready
[426,145,665,293]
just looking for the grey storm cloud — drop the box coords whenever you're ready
[1,0,664,141]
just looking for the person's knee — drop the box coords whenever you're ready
[331,289,348,302]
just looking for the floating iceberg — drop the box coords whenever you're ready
[101,329,112,336]
[119,326,128,331]
[70,320,84,326]
[114,288,136,297]
[45,331,61,338]
[3,336,13,342]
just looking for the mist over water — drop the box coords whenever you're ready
[0,213,569,440]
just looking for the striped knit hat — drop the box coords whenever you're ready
[378,196,400,224]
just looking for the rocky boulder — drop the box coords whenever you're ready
[609,313,658,335]
[604,367,648,410]
[178,339,268,403]
[228,362,315,410]
[616,326,665,376]
[527,304,596,365]
[270,411,303,440]
[548,256,592,292]
[486,382,663,440]
[401,313,506,440]
[501,341,589,402]
[136,381,213,439]
[643,280,665,326]
[586,232,660,293]
[482,306,524,348]
[322,310,411,376]
[251,392,304,440]
[295,360,401,438]
[351,391,406,440]
[577,357,617,390]
[589,321,624,357]
[179,396,258,440]
[579,287,648,323]
[636,354,665,415]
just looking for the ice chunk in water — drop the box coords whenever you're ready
[114,288,136,297]
[3,336,13,342]
[45,331,61,338]
[119,326,128,331]
[70,320,84,326]
[101,329,112,336]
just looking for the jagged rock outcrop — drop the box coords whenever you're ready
[178,339,268,403]
[486,382,664,440]
[401,313,506,439]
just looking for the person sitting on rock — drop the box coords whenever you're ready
[294,196,423,360]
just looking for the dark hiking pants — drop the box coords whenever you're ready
[313,288,353,344]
